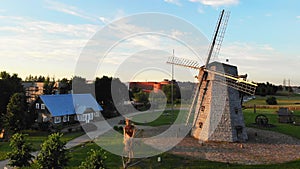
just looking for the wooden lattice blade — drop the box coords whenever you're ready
[206,69,257,95]
[166,56,202,70]
[166,56,257,95]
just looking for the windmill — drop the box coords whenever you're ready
[167,10,257,142]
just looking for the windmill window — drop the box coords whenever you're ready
[41,104,45,110]
[199,122,203,128]
[235,107,239,114]
[235,126,243,139]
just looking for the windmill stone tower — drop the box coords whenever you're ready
[191,62,248,142]
[167,10,257,142]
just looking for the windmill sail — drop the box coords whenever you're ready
[166,10,255,142]
[205,10,230,67]
[167,56,257,95]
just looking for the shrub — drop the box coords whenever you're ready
[79,148,106,169]
[266,96,277,105]
[7,133,34,167]
[113,126,123,134]
[36,132,69,169]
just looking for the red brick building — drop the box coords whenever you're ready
[129,79,173,93]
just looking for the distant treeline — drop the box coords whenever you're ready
[255,82,294,96]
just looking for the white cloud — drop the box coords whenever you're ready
[45,0,99,23]
[217,42,300,84]
[189,0,239,7]
[0,15,100,78]
[164,0,182,6]
[99,17,110,24]
[114,9,126,20]
[297,16,300,19]
[99,9,126,25]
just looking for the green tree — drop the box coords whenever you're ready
[0,72,23,125]
[133,90,149,104]
[95,76,129,118]
[43,76,55,94]
[58,78,72,94]
[7,133,33,167]
[255,82,278,96]
[79,149,107,169]
[3,93,28,133]
[266,96,277,105]
[36,133,69,169]
[162,83,180,103]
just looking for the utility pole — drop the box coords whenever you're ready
[171,49,174,114]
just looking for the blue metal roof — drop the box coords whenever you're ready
[40,94,103,117]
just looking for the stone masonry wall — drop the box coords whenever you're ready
[191,62,248,142]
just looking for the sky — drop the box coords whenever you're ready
[0,0,299,85]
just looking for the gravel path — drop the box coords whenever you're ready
[169,127,300,165]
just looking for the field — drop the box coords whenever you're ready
[13,130,288,169]
[64,142,300,169]
[131,110,182,126]
[3,95,300,168]
[0,130,84,161]
[243,94,300,108]
[243,108,300,139]
[63,106,300,168]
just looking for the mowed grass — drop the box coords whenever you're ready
[244,95,300,107]
[131,109,187,127]
[15,107,300,168]
[66,142,122,169]
[243,108,300,139]
[65,141,300,169]
[6,95,300,168]
[0,130,84,161]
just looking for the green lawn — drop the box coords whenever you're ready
[131,109,187,127]
[13,107,300,168]
[244,95,300,107]
[64,142,300,169]
[66,142,122,169]
[0,130,84,161]
[4,97,300,168]
[243,108,300,139]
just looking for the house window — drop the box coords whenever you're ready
[41,104,45,110]
[54,116,61,124]
[76,114,83,121]
[63,115,69,122]
[42,114,48,122]
[89,113,93,120]
[82,114,87,121]
[94,111,100,117]
[36,103,40,109]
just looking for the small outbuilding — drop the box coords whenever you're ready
[277,107,294,123]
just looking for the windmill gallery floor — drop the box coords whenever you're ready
[141,126,300,165]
